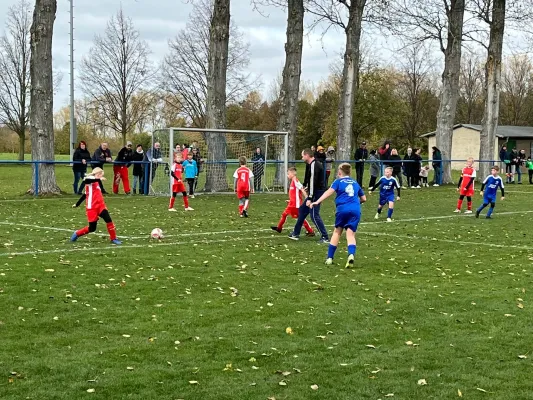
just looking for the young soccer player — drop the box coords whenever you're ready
[70,167,121,244]
[476,165,505,219]
[369,166,401,222]
[310,163,366,268]
[169,153,194,211]
[271,167,315,235]
[455,157,476,213]
[233,156,254,217]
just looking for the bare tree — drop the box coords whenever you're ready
[204,0,230,192]
[501,54,533,125]
[459,51,484,123]
[29,0,60,194]
[0,0,31,161]
[162,0,255,128]
[79,8,155,146]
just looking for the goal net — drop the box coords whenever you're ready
[149,128,288,196]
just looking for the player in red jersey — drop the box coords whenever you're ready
[70,167,121,244]
[169,153,194,211]
[454,157,476,213]
[233,156,254,217]
[271,167,314,235]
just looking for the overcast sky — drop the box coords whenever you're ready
[0,0,376,111]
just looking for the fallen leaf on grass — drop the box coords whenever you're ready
[86,388,95,393]
[285,327,293,335]
[366,344,376,349]
[122,334,131,338]
[518,355,528,359]
[476,388,488,392]
[385,394,394,397]
[126,366,134,371]
[189,380,199,385]
[417,379,427,385]
[517,303,524,309]
[279,381,287,386]
[310,384,319,390]
[405,341,413,346]
[458,389,462,397]
[44,269,54,272]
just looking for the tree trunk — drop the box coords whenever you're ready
[277,0,304,163]
[204,0,230,192]
[18,131,25,161]
[29,0,60,195]
[337,0,365,162]
[435,0,465,184]
[479,0,505,181]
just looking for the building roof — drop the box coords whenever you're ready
[420,124,533,138]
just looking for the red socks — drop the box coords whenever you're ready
[303,220,314,234]
[106,222,117,240]
[239,205,244,214]
[183,195,189,208]
[76,226,89,237]
[457,199,463,210]
[169,197,175,209]
[467,201,472,210]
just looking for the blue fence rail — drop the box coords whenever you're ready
[0,158,506,197]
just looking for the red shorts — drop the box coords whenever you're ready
[237,190,250,199]
[86,206,107,223]
[172,183,186,193]
[284,206,299,218]
[460,188,474,197]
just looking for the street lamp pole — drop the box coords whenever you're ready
[69,0,76,161]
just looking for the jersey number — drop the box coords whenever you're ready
[345,184,355,197]
[241,173,246,182]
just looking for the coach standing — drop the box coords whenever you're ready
[354,141,368,187]
[289,148,329,243]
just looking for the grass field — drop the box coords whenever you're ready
[1,163,533,400]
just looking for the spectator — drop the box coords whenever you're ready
[517,149,527,184]
[388,148,404,188]
[72,141,91,194]
[509,147,519,183]
[113,141,133,194]
[315,146,326,168]
[419,165,430,187]
[526,157,533,184]
[132,144,145,194]
[432,146,442,186]
[251,147,265,192]
[311,145,316,153]
[182,144,189,159]
[325,146,336,185]
[92,142,112,194]
[411,148,422,188]
[368,150,380,189]
[500,145,511,182]
[174,144,181,156]
[145,142,163,183]
[378,141,391,161]
[192,147,203,191]
[354,141,368,187]
[404,147,414,188]
[182,151,198,197]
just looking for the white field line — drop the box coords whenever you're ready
[504,190,533,194]
[0,221,130,239]
[361,231,533,252]
[0,234,277,257]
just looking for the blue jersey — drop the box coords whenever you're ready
[482,175,504,199]
[182,159,198,179]
[373,176,400,199]
[331,177,364,210]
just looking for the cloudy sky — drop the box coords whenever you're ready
[1,0,380,111]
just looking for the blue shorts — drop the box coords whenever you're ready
[484,195,496,204]
[379,195,395,206]
[335,209,361,232]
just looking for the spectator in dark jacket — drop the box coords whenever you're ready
[192,147,202,191]
[500,145,511,182]
[432,146,442,186]
[314,146,327,168]
[132,144,145,194]
[411,148,423,188]
[354,141,368,187]
[378,141,391,161]
[404,147,414,187]
[145,142,163,183]
[388,149,404,188]
[92,142,112,193]
[72,141,91,194]
[113,141,133,194]
[509,147,519,183]
[517,149,527,184]
[251,147,265,192]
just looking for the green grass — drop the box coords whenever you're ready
[1,164,533,399]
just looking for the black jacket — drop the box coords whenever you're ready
[509,150,519,165]
[314,151,326,167]
[251,152,265,176]
[354,147,368,164]
[132,151,144,176]
[412,153,422,172]
[116,146,133,167]
[303,159,325,199]
[388,155,402,174]
[73,147,91,172]
[499,148,509,162]
[92,147,112,169]
[403,154,413,175]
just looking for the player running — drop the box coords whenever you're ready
[233,156,254,217]
[70,167,121,244]
[310,163,366,268]
[476,165,505,219]
[271,167,314,235]
[169,153,194,212]
[455,157,476,214]
[369,166,401,222]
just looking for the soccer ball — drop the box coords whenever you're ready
[151,228,163,240]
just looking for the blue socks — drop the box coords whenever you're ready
[348,244,356,256]
[487,207,494,217]
[327,244,337,259]
[387,208,394,218]
[477,203,487,213]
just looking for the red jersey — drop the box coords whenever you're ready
[84,178,105,210]
[171,162,183,185]
[233,166,254,192]
[288,177,304,208]
[182,148,189,159]
[460,165,476,191]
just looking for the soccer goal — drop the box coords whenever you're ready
[148,128,289,196]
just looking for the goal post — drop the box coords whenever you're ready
[148,127,289,196]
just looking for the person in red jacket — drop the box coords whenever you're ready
[70,168,121,244]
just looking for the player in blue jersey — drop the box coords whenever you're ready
[476,165,505,219]
[310,163,366,268]
[369,167,401,222]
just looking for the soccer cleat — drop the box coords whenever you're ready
[271,226,282,233]
[168,208,177,212]
[242,210,248,218]
[325,258,333,265]
[305,231,316,237]
[386,218,392,222]
[190,195,195,198]
[475,210,480,218]
[433,184,439,187]
[374,213,379,219]
[486,215,492,219]
[318,237,329,244]
[345,254,355,269]
[70,232,78,242]
[464,210,473,214]
[288,233,299,241]
[453,209,461,213]
[111,239,122,245]
[185,207,194,211]
[240,214,244,218]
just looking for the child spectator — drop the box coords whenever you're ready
[182,152,198,198]
[132,144,145,194]
[419,165,430,187]
[526,157,533,184]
